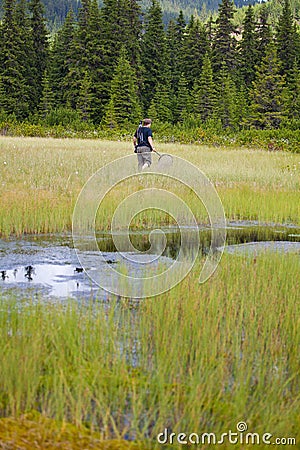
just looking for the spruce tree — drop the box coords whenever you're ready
[166,20,178,87]
[212,0,237,74]
[236,82,249,127]
[0,76,6,114]
[206,15,215,43]
[49,10,76,107]
[181,16,209,89]
[39,70,55,118]
[141,0,167,108]
[239,6,258,88]
[173,11,186,83]
[147,82,173,123]
[249,45,287,129]
[174,74,190,123]
[102,98,118,128]
[102,47,141,127]
[63,0,105,122]
[192,52,217,123]
[100,0,141,71]
[99,0,142,108]
[15,0,35,111]
[29,0,49,111]
[276,0,300,79]
[286,60,300,120]
[79,0,104,121]
[166,11,186,93]
[215,62,238,129]
[256,4,272,61]
[76,70,94,122]
[0,0,30,118]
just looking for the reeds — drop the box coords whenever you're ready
[0,136,299,447]
[0,253,299,446]
[0,137,299,236]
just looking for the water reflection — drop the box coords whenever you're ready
[0,223,299,300]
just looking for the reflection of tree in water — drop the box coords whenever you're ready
[25,265,35,281]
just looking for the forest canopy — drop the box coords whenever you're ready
[0,0,300,140]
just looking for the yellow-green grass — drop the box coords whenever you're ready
[0,136,299,236]
[0,253,299,448]
[0,413,142,449]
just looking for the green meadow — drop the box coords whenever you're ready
[0,136,299,236]
[0,136,299,449]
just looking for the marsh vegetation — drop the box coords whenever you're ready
[0,137,299,448]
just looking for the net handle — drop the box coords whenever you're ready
[152,148,162,158]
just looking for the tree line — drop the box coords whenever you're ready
[0,0,300,132]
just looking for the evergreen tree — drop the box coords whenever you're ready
[215,62,238,128]
[256,4,272,61]
[239,6,258,88]
[100,0,141,71]
[212,0,237,74]
[29,0,49,111]
[76,70,94,122]
[0,76,7,113]
[64,0,94,108]
[166,19,177,86]
[79,0,104,120]
[166,11,186,92]
[249,45,287,129]
[192,52,217,123]
[141,0,168,108]
[206,14,215,43]
[286,60,300,120]
[181,16,209,89]
[15,0,35,111]
[174,73,190,123]
[102,98,118,128]
[49,10,76,107]
[175,11,186,45]
[148,82,173,123]
[63,0,105,122]
[276,0,300,79]
[99,0,142,108]
[0,0,30,118]
[39,70,55,117]
[235,82,249,126]
[102,47,141,127]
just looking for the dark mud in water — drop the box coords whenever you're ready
[0,222,299,300]
[0,234,174,301]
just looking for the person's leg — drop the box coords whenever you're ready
[137,152,143,171]
[141,147,152,170]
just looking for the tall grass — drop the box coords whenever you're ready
[0,253,299,447]
[0,137,299,236]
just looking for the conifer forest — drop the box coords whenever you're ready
[0,0,300,145]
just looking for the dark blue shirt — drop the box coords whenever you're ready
[134,126,153,149]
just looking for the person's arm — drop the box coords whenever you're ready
[148,136,155,151]
[133,131,137,151]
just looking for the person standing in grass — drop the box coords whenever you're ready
[133,118,156,171]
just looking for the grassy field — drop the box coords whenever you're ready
[0,136,299,236]
[0,136,299,449]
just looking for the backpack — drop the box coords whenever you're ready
[136,121,147,146]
